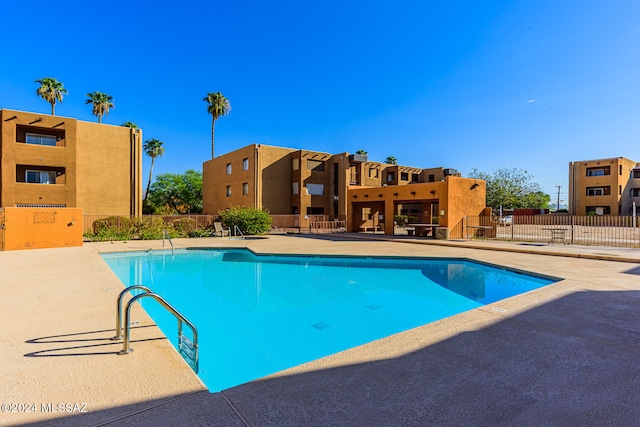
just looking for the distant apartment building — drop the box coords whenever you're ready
[0,109,143,215]
[203,144,459,217]
[203,143,487,235]
[569,157,640,216]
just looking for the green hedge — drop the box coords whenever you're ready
[218,206,272,235]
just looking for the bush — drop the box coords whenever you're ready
[218,206,272,235]
[172,218,196,236]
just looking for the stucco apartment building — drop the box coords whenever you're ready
[0,109,143,215]
[569,157,640,216]
[203,143,487,235]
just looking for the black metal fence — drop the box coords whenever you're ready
[452,215,640,247]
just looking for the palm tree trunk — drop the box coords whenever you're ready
[144,157,155,203]
[211,117,215,158]
[51,102,55,116]
[98,114,102,124]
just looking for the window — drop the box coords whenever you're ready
[620,165,623,175]
[243,158,249,171]
[586,186,610,196]
[307,159,325,171]
[226,163,232,175]
[226,185,231,197]
[586,167,609,176]
[400,172,409,181]
[369,167,379,178]
[26,133,57,146]
[428,174,435,182]
[292,182,299,195]
[620,185,622,196]
[387,172,395,182]
[586,206,610,215]
[305,183,324,195]
[632,188,640,197]
[362,207,371,221]
[633,170,640,178]
[292,158,299,170]
[307,207,324,215]
[242,182,249,195]
[26,170,56,184]
[412,173,420,182]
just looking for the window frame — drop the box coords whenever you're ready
[242,158,249,171]
[25,169,56,184]
[226,163,232,175]
[25,133,57,147]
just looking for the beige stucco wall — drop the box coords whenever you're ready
[75,120,142,215]
[569,157,636,215]
[0,109,142,216]
[347,176,486,235]
[203,144,295,215]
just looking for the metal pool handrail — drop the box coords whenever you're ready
[112,286,199,372]
[232,225,245,240]
[162,228,174,256]
[112,285,152,340]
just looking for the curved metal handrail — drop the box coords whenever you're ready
[163,229,175,256]
[112,285,152,340]
[233,225,245,240]
[117,292,199,372]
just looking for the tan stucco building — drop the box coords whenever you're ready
[0,109,143,215]
[569,157,640,216]
[203,143,487,236]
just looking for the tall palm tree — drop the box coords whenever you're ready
[203,91,231,158]
[143,138,165,203]
[85,91,115,123]
[34,77,68,115]
[121,121,138,129]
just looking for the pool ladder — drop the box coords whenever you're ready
[112,285,199,372]
[232,225,245,240]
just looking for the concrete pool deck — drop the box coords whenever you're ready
[1,235,639,426]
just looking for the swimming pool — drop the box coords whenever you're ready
[102,249,557,392]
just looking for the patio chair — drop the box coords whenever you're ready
[213,221,231,237]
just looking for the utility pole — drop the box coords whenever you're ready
[555,185,562,211]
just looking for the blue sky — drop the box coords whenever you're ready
[1,1,639,206]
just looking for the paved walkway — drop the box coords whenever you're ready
[1,235,639,426]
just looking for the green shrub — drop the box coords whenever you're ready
[218,206,272,235]
[172,218,196,237]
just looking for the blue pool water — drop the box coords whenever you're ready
[102,249,557,392]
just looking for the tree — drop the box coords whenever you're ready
[203,91,231,158]
[468,167,550,210]
[356,149,368,155]
[121,121,138,129]
[86,91,115,123]
[384,156,398,165]
[146,170,203,214]
[34,77,68,115]
[143,138,165,205]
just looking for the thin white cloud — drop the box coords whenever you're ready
[527,99,536,103]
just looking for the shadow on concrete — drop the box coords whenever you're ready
[19,290,640,426]
[623,265,640,275]
[24,325,166,357]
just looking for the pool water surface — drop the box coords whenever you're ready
[102,249,557,391]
